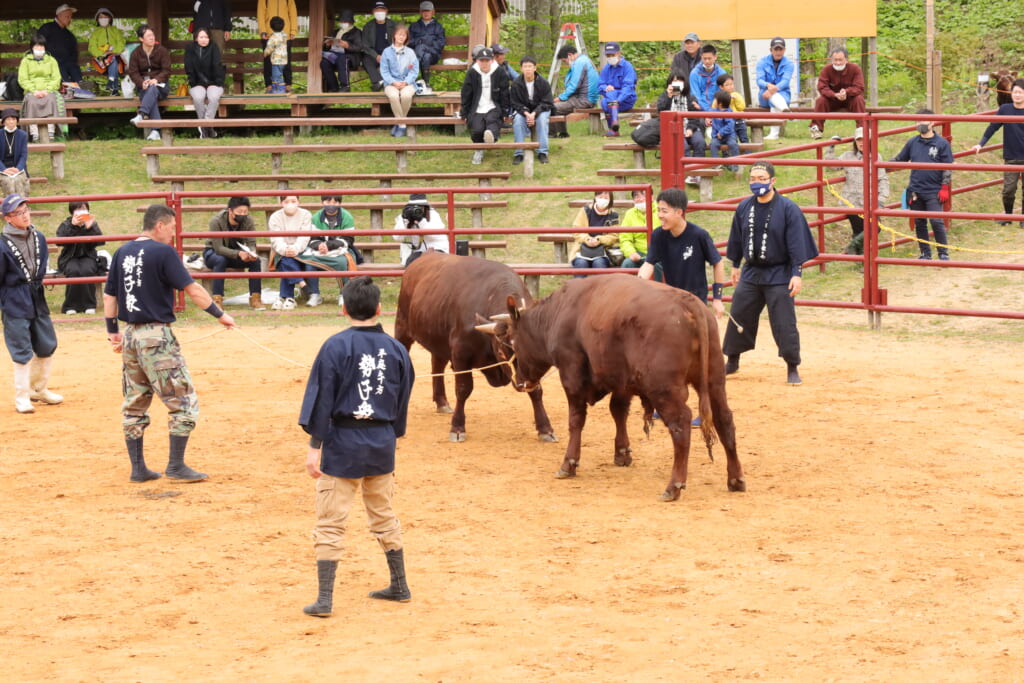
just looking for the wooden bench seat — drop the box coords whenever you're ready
[181,239,507,265]
[152,171,511,192]
[26,142,66,179]
[580,107,657,134]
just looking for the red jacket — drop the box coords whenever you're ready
[817,62,865,101]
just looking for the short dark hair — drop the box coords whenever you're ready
[520,55,536,66]
[30,33,46,49]
[269,15,285,31]
[342,276,380,320]
[716,73,733,87]
[136,24,153,39]
[556,45,577,60]
[713,90,732,108]
[143,204,175,231]
[194,27,211,40]
[227,196,251,210]
[657,188,688,212]
[321,195,343,203]
[631,189,645,200]
[830,46,849,59]
[594,190,614,209]
[916,108,935,116]
[68,201,90,215]
[1013,78,1024,91]
[700,44,717,56]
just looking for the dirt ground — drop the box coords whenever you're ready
[2,308,1023,682]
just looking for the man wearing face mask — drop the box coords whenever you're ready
[722,161,819,385]
[890,110,953,260]
[362,1,396,92]
[598,42,636,137]
[202,196,265,310]
[322,10,363,93]
[37,4,83,87]
[810,46,866,139]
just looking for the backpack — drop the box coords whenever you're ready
[2,73,23,101]
[631,117,660,148]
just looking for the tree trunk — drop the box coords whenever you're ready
[524,0,560,61]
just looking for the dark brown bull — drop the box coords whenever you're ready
[478,274,744,501]
[394,252,556,443]
[992,70,1018,107]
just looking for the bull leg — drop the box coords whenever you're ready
[527,385,557,442]
[555,398,587,479]
[431,354,453,414]
[709,384,746,492]
[448,364,474,442]
[609,393,633,466]
[659,401,693,502]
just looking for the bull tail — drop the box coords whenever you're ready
[695,304,718,461]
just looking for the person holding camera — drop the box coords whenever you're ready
[632,76,705,184]
[569,190,620,276]
[56,200,105,315]
[392,194,448,267]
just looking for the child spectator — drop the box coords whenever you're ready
[711,89,739,172]
[263,16,289,94]
[716,73,748,143]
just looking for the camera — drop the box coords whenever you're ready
[670,80,685,95]
[402,203,426,224]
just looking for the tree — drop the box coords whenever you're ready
[524,0,560,61]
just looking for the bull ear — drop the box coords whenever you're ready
[506,295,520,321]
[489,313,512,324]
[475,322,499,335]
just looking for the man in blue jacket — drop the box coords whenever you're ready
[755,37,794,140]
[689,44,727,116]
[408,0,445,89]
[598,41,637,136]
[891,109,954,260]
[551,44,599,138]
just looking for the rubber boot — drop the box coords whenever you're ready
[127,437,161,482]
[368,548,411,602]
[303,560,338,617]
[165,434,208,482]
[609,103,619,132]
[29,356,63,404]
[787,362,802,386]
[13,362,34,413]
[724,354,740,375]
[765,126,781,140]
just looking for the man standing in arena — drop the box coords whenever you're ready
[104,204,236,483]
[299,276,415,617]
[722,161,818,385]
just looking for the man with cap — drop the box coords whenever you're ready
[1,110,31,198]
[362,1,396,91]
[322,9,364,92]
[810,46,866,139]
[491,43,517,125]
[670,32,701,82]
[37,4,83,86]
[755,37,795,140]
[460,47,510,164]
[551,44,599,138]
[598,41,637,136]
[722,161,818,385]
[1,194,62,414]
[409,1,445,89]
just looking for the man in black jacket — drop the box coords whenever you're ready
[511,56,553,164]
[361,1,396,91]
[460,47,510,165]
[37,4,83,85]
[322,9,363,92]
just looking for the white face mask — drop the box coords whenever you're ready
[607,56,620,66]
[594,197,610,210]
[374,11,387,21]
[32,48,46,59]
[833,63,847,72]
[98,17,110,27]
[339,22,352,31]
[3,124,17,133]
[283,202,299,216]
[634,202,646,213]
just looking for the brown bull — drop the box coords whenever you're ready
[478,274,744,501]
[394,252,556,443]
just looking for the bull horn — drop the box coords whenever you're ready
[475,322,499,335]
[519,298,526,311]
[489,313,512,324]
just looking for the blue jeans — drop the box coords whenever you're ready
[715,133,740,171]
[270,64,286,93]
[571,256,610,278]
[138,83,168,120]
[513,111,550,156]
[105,59,119,83]
[909,192,949,257]
[686,128,706,157]
[203,249,262,296]
[276,257,321,297]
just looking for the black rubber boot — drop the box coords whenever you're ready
[725,355,740,375]
[368,548,411,602]
[165,434,208,482]
[303,560,338,617]
[787,362,802,386]
[127,437,161,482]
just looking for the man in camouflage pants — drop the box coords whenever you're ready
[104,204,236,482]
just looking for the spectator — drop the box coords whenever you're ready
[569,191,620,276]
[269,195,322,309]
[717,73,748,143]
[393,193,448,266]
[263,16,289,94]
[598,41,637,137]
[890,110,953,260]
[755,37,794,140]
[649,76,705,185]
[711,89,739,172]
[511,55,553,165]
[258,0,297,93]
[202,196,265,310]
[192,0,232,52]
[56,200,104,315]
[299,196,361,305]
[689,44,726,117]
[460,47,509,165]
[361,1,396,92]
[380,24,419,138]
[0,110,30,197]
[408,1,445,90]
[37,3,82,87]
[18,35,63,143]
[669,32,701,82]
[619,189,657,276]
[824,127,890,255]
[971,78,1024,228]
[551,45,599,138]
[811,46,865,139]
[88,8,126,96]
[127,24,170,142]
[184,27,226,138]
[491,43,517,124]
[322,10,363,93]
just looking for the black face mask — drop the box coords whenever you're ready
[323,205,340,216]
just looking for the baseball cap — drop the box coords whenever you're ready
[419,1,434,10]
[490,43,509,54]
[853,127,864,140]
[770,37,786,49]
[55,3,77,13]
[604,41,621,54]
[476,47,494,60]
[373,1,387,9]
[684,32,699,42]
[407,193,429,205]
[2,193,29,215]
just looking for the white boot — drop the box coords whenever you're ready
[13,362,34,413]
[764,126,781,140]
[29,356,63,404]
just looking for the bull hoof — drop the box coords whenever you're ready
[659,483,686,502]
[448,432,466,442]
[728,477,747,492]
[538,432,558,443]
[436,405,454,414]
[614,447,632,467]
[554,467,576,479]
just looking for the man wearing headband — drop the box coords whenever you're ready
[722,161,818,385]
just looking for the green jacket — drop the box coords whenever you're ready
[88,25,126,59]
[311,207,356,232]
[18,53,61,93]
[618,207,650,258]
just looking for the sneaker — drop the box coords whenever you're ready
[207,128,218,139]
[147,130,161,141]
[483,129,495,143]
[603,129,620,137]
[395,126,407,138]
[917,253,932,260]
[390,124,399,137]
[685,176,700,186]
[809,125,822,139]
[997,220,1012,226]
[306,293,323,307]
[282,297,297,310]
[691,416,701,428]
[84,308,95,314]
[198,127,205,139]
[130,114,143,125]
[538,153,549,164]
[472,149,484,165]
[725,355,740,375]
[271,298,284,310]
[65,309,77,315]
[786,363,802,386]
[512,155,523,165]
[938,253,950,261]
